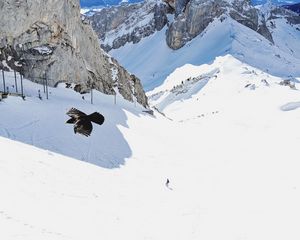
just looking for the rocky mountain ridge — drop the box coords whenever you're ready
[89,0,170,51]
[108,4,300,90]
[0,0,148,107]
[88,0,300,51]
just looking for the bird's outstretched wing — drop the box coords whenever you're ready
[66,117,76,124]
[74,119,93,137]
[66,107,86,118]
[88,112,105,125]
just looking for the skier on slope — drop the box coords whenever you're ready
[165,178,173,190]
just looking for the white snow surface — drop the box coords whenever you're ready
[110,16,300,91]
[2,53,300,239]
[148,54,300,122]
[0,72,147,168]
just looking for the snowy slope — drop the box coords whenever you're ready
[148,54,300,121]
[0,72,148,168]
[110,16,300,91]
[2,60,300,239]
[267,17,300,56]
[110,18,232,90]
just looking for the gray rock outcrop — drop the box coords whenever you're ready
[89,0,171,51]
[174,0,190,16]
[0,0,148,107]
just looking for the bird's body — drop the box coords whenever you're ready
[66,108,105,137]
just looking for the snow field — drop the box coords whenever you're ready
[1,54,300,239]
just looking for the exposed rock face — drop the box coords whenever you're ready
[166,0,227,49]
[166,0,274,49]
[164,0,175,9]
[89,0,278,51]
[174,0,190,16]
[109,57,148,104]
[0,0,148,107]
[89,0,171,51]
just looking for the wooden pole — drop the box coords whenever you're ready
[20,73,24,97]
[45,74,49,100]
[43,74,46,93]
[2,70,5,93]
[14,70,18,93]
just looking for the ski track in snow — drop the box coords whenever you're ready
[0,210,67,239]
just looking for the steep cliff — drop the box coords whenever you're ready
[89,0,171,51]
[0,0,148,107]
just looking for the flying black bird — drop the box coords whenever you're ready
[66,108,105,137]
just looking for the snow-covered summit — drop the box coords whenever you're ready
[110,15,300,90]
[148,54,300,121]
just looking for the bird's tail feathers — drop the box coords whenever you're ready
[88,112,105,125]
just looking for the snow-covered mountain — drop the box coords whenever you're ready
[148,54,300,121]
[90,1,299,53]
[108,7,300,90]
[89,0,300,133]
[2,0,300,238]
[89,0,275,52]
